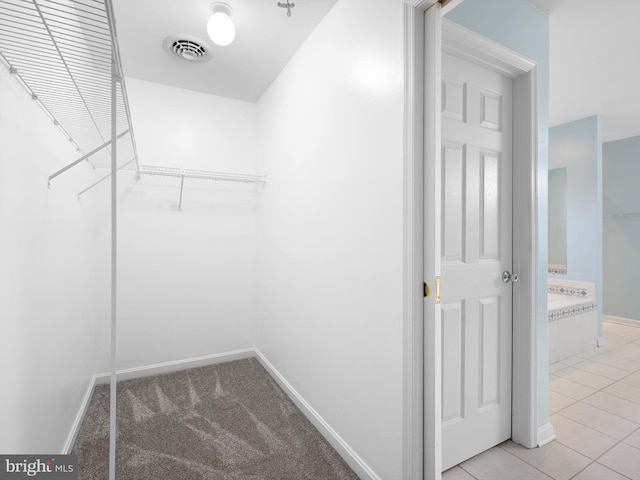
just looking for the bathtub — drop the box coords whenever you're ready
[548,282,598,364]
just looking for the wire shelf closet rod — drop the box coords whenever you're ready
[139,165,267,184]
[138,165,266,211]
[605,212,640,218]
[31,0,110,149]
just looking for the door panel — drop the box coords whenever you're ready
[479,296,500,408]
[441,52,513,470]
[441,302,464,424]
[479,151,501,260]
[442,142,465,262]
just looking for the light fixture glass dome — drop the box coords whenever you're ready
[207,4,235,47]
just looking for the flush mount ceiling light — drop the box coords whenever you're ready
[207,3,236,47]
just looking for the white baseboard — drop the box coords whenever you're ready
[254,349,381,480]
[62,375,96,454]
[94,348,255,384]
[537,423,556,447]
[604,315,640,328]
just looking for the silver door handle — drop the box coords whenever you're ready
[502,271,519,283]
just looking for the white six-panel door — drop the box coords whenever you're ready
[440,51,514,470]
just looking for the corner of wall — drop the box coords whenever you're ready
[0,63,108,453]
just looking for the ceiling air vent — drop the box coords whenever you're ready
[163,35,213,63]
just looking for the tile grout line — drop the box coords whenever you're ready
[457,464,479,480]
[553,382,640,429]
[551,410,622,443]
[550,355,640,407]
[567,457,634,480]
[548,405,639,479]
[557,324,640,480]
[495,442,558,479]
[556,351,639,380]
[554,422,638,480]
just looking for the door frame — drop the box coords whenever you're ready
[402,2,540,478]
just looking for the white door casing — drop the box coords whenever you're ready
[440,52,513,470]
[408,5,539,478]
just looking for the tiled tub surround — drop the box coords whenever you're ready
[549,264,568,275]
[549,280,598,364]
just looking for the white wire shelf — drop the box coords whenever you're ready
[0,0,139,176]
[604,212,640,219]
[139,165,266,211]
[140,165,266,184]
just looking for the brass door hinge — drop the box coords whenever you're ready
[435,276,441,304]
[424,282,429,298]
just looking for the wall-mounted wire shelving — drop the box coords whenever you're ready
[139,165,266,211]
[0,0,139,182]
[1,1,266,203]
[604,212,640,219]
[140,165,266,184]
[0,3,137,477]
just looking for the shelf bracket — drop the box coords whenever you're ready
[77,157,138,199]
[178,175,185,211]
[48,129,130,187]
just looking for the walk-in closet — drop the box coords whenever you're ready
[0,0,405,478]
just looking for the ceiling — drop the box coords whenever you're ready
[528,0,640,142]
[112,0,339,103]
[112,0,640,142]
[525,0,558,14]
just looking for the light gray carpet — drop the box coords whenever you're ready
[72,358,360,480]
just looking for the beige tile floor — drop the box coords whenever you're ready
[443,321,640,480]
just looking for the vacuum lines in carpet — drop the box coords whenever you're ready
[73,358,359,479]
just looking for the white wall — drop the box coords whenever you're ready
[549,117,602,282]
[0,66,109,453]
[603,135,640,322]
[115,79,258,368]
[255,0,404,478]
[549,116,603,335]
[126,78,258,172]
